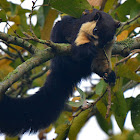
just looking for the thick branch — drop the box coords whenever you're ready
[112,37,140,57]
[0,45,71,96]
[0,31,36,54]
[0,33,139,97]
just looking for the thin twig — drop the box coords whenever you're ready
[92,88,108,106]
[29,0,38,38]
[0,41,25,62]
[0,31,36,54]
[73,88,108,118]
[116,14,140,36]
[0,45,17,58]
[103,48,110,67]
[4,22,8,33]
[105,85,111,118]
[30,67,49,81]
[115,49,140,66]
[34,4,49,8]
[6,82,22,95]
[22,34,71,52]
[0,56,15,61]
[6,22,21,38]
[122,80,139,92]
[135,65,140,72]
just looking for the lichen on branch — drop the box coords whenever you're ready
[0,32,71,96]
[0,31,140,97]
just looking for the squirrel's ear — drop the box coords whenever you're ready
[82,9,92,15]
[115,21,121,28]
[93,12,101,21]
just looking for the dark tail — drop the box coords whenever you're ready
[0,67,74,136]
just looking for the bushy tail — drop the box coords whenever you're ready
[0,69,73,136]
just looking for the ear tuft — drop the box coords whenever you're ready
[93,12,101,21]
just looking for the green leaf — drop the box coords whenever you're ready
[0,9,7,22]
[20,0,25,3]
[55,123,71,140]
[127,130,140,140]
[43,0,51,16]
[37,7,51,28]
[136,53,140,62]
[126,58,140,72]
[37,7,45,28]
[0,0,10,12]
[112,0,140,21]
[104,0,116,13]
[40,8,58,40]
[10,2,17,16]
[96,99,107,118]
[5,136,19,140]
[37,0,51,28]
[17,5,31,15]
[68,109,90,140]
[19,14,29,33]
[130,4,140,18]
[96,111,112,135]
[55,111,72,128]
[131,94,140,133]
[33,23,41,38]
[111,78,128,130]
[108,130,134,140]
[8,24,24,37]
[112,90,127,131]
[49,0,91,18]
[125,97,135,112]
[117,64,140,82]
[68,87,86,107]
[77,87,86,101]
[96,80,108,96]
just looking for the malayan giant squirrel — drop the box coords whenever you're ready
[0,9,120,135]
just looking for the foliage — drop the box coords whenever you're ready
[0,0,140,140]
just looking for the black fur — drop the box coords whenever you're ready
[0,9,119,136]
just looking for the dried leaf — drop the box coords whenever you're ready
[87,0,103,6]
[131,95,140,133]
[117,30,129,41]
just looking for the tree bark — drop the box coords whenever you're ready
[0,31,140,96]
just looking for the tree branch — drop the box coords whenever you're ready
[116,14,140,36]
[0,44,71,97]
[0,31,36,54]
[0,31,140,97]
[112,37,140,57]
[100,0,107,11]
[115,49,140,66]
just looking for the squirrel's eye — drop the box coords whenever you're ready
[93,27,98,35]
